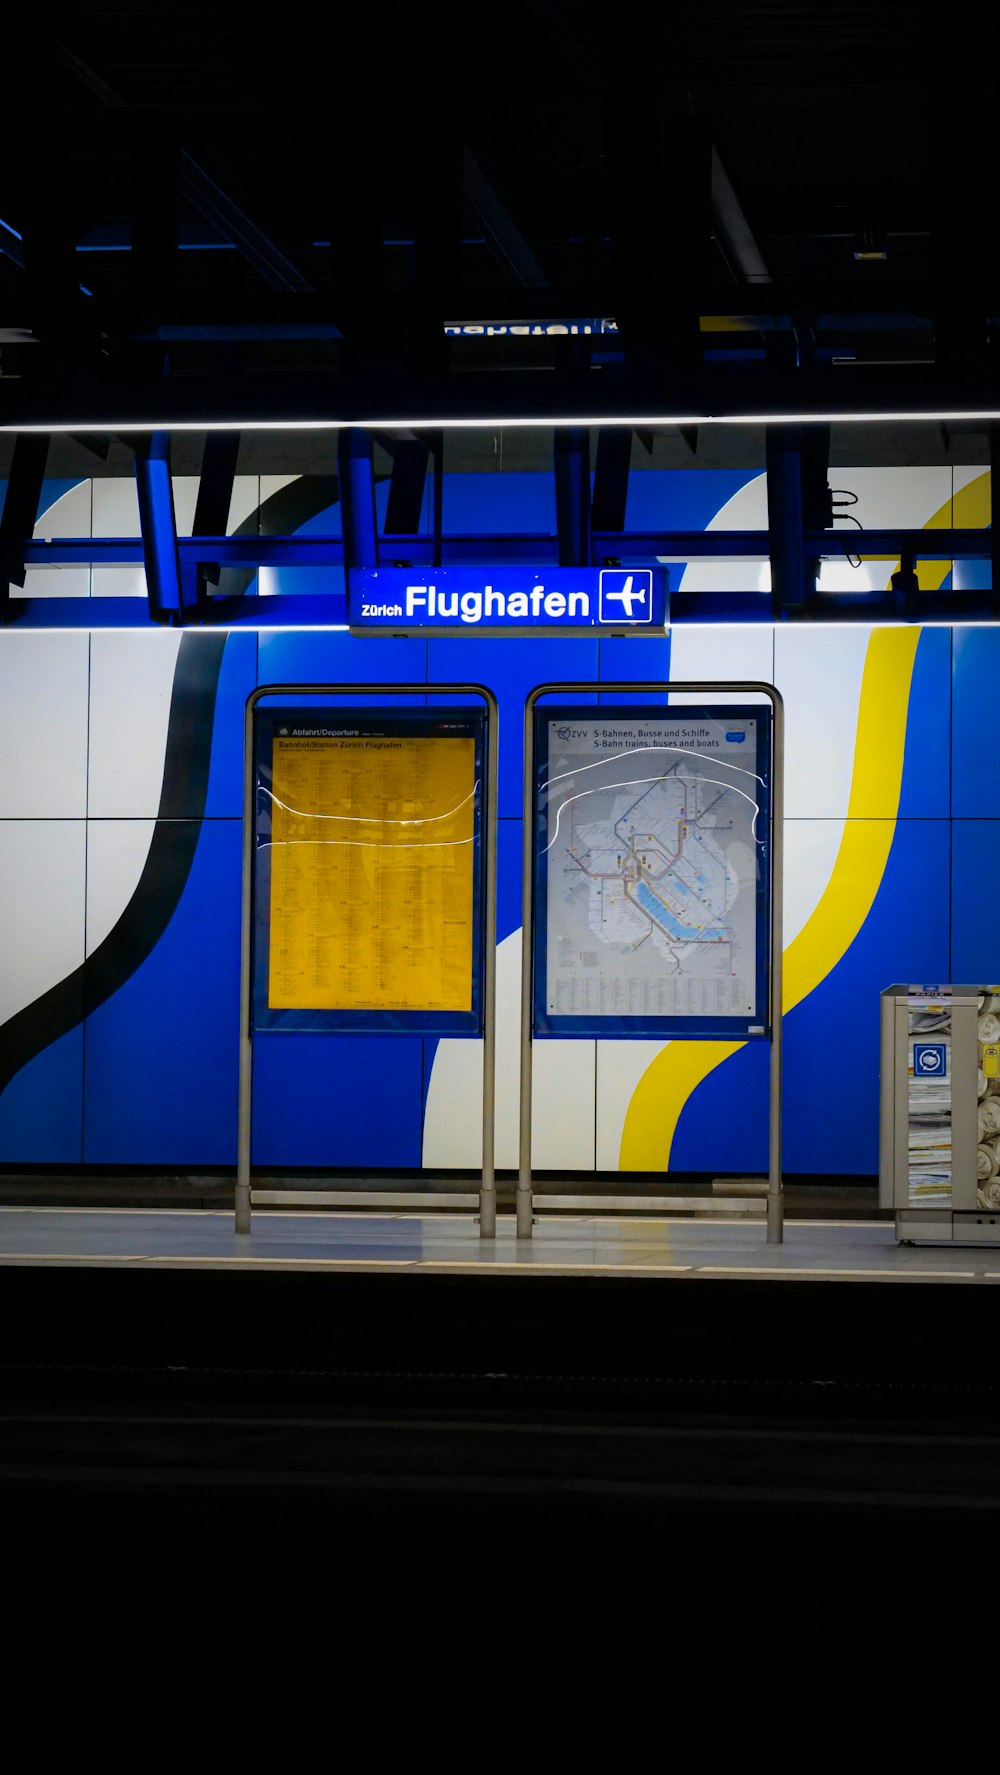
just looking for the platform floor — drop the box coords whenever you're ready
[0,1205,998,1282]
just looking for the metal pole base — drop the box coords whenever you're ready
[766,1191,783,1245]
[515,1188,534,1240]
[235,1182,252,1235]
[479,1188,497,1240]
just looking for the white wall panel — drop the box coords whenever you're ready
[423,931,596,1170]
[818,466,953,592]
[678,465,953,596]
[668,624,774,701]
[228,475,263,532]
[20,484,93,593]
[35,480,92,537]
[596,1039,668,1171]
[92,478,141,536]
[91,479,146,597]
[0,821,86,1022]
[91,475,262,543]
[88,631,182,817]
[161,474,266,534]
[171,479,198,534]
[12,567,90,599]
[86,821,156,955]
[532,1037,596,1170]
[0,633,89,816]
[783,818,845,945]
[775,625,870,818]
[678,472,768,595]
[91,566,148,598]
[423,1038,483,1167]
[89,475,264,591]
[831,465,951,530]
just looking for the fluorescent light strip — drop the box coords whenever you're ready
[5,409,1000,434]
[30,619,1000,636]
[32,624,354,635]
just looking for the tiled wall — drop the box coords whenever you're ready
[0,466,991,1176]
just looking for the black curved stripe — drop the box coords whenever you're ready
[0,632,227,1094]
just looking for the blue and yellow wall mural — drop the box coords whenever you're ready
[0,463,992,1179]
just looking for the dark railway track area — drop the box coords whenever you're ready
[1,1268,998,1543]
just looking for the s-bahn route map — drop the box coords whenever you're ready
[539,713,766,1026]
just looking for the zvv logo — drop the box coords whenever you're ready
[598,568,654,624]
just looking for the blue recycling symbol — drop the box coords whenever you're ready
[913,1043,947,1077]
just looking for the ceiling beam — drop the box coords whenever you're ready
[4,356,1000,430]
[178,155,315,297]
[710,145,771,285]
[53,39,315,297]
[461,148,549,289]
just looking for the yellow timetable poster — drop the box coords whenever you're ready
[267,733,476,1012]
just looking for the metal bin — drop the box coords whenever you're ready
[880,983,1000,1243]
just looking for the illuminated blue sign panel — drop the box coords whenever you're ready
[348,565,667,635]
[443,317,618,338]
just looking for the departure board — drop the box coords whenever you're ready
[254,710,486,1034]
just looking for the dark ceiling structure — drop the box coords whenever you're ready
[0,0,987,435]
[1,0,997,623]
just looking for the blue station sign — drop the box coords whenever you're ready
[347,565,668,635]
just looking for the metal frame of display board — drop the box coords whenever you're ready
[519,681,786,1245]
[236,682,500,1237]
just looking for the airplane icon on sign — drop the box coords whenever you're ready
[598,567,654,624]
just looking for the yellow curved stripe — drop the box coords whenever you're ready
[618,626,919,1171]
[783,625,918,1012]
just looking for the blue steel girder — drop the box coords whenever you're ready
[336,428,378,569]
[19,528,996,568]
[554,427,591,566]
[133,432,186,622]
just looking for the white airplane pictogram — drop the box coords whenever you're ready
[604,573,648,616]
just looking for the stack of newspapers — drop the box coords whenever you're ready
[908,1033,952,1205]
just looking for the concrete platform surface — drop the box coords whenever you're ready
[0,1207,997,1282]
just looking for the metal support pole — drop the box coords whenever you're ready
[479,689,500,1238]
[235,686,256,1233]
[592,428,633,538]
[337,428,379,569]
[520,680,784,1244]
[555,426,592,567]
[767,688,785,1245]
[766,427,808,619]
[517,694,537,1239]
[237,682,499,1237]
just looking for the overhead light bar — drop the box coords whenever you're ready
[4,408,1000,433]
